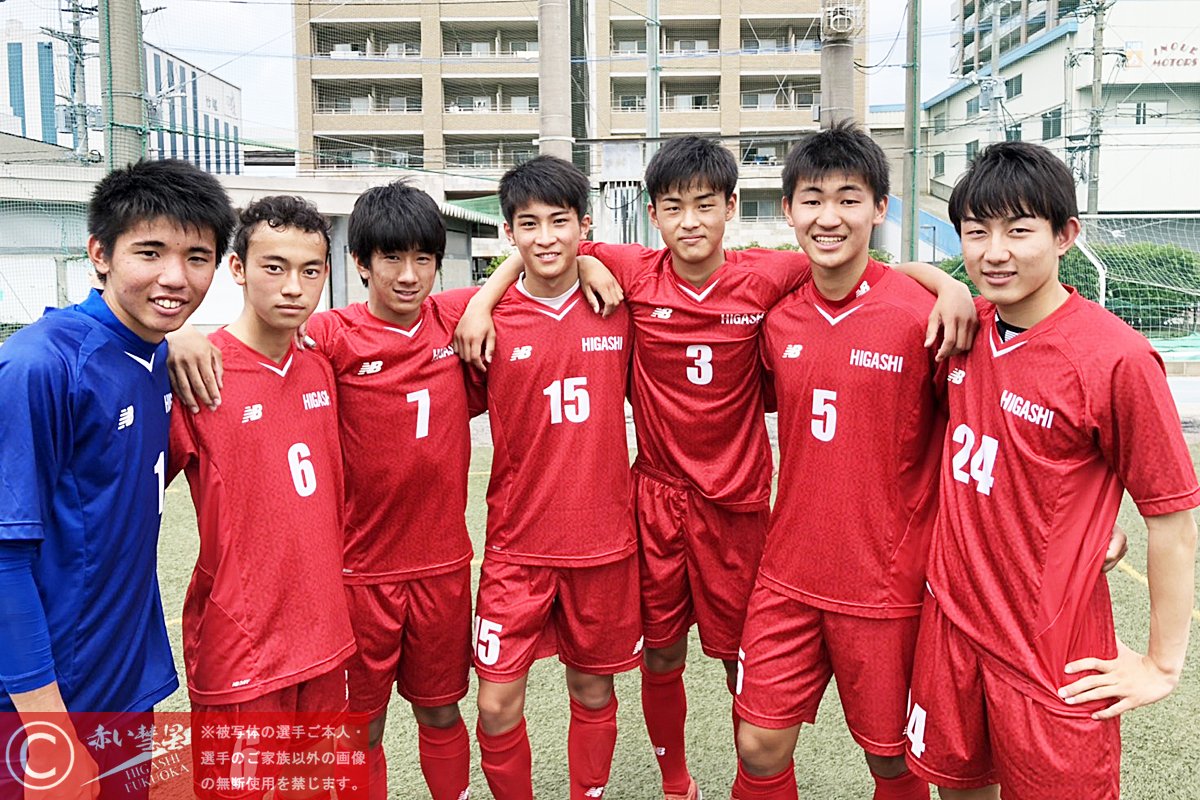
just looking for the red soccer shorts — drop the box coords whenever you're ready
[191,665,349,799]
[905,594,1121,799]
[343,566,472,715]
[633,464,768,659]
[734,581,918,756]
[472,555,643,682]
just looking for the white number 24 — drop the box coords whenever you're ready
[950,423,998,496]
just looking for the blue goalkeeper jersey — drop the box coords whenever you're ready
[0,289,178,712]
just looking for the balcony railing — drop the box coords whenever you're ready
[444,100,539,113]
[317,150,425,169]
[315,101,422,115]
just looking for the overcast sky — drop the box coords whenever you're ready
[136,0,960,146]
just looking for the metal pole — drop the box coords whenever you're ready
[642,0,661,246]
[538,0,573,161]
[989,0,1004,142]
[1087,1,1107,214]
[99,0,147,168]
[70,2,89,161]
[820,36,855,126]
[901,0,921,262]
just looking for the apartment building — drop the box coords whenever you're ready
[293,0,867,245]
[951,0,1080,74]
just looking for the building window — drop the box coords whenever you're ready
[933,111,947,134]
[966,96,980,118]
[1041,107,1063,140]
[1005,73,1023,99]
[1006,123,1022,141]
[1117,100,1167,125]
[933,152,945,177]
[741,198,781,221]
[965,140,980,162]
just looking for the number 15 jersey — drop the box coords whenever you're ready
[481,282,636,567]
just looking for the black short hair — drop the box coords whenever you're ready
[948,141,1078,234]
[781,121,890,202]
[644,136,738,203]
[88,159,237,282]
[499,155,590,224]
[233,195,331,264]
[348,181,446,280]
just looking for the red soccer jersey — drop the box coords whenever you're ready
[481,282,636,566]
[579,241,810,510]
[927,291,1200,706]
[168,330,354,705]
[305,289,480,582]
[759,264,947,618]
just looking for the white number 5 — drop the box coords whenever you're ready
[810,389,837,442]
[473,616,503,666]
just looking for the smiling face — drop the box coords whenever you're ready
[358,248,438,328]
[504,200,590,297]
[87,217,219,343]
[784,171,886,278]
[230,222,329,333]
[648,183,735,282]
[959,212,1079,328]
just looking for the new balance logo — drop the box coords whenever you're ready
[948,369,966,385]
[855,280,871,298]
[781,344,804,359]
[584,787,605,798]
[358,360,383,375]
[650,307,673,320]
[163,394,173,414]
[456,791,470,800]
[116,405,134,430]
[510,345,533,361]
[633,636,644,656]
[242,404,263,423]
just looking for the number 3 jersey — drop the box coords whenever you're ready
[168,330,354,705]
[927,291,1200,706]
[480,281,636,566]
[578,241,810,511]
[759,263,946,617]
[304,289,480,582]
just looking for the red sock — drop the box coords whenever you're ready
[731,760,798,800]
[641,664,691,795]
[872,769,929,800]
[477,718,533,800]
[367,745,387,800]
[335,743,386,800]
[418,720,471,800]
[568,695,618,800]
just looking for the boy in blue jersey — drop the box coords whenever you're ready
[0,159,236,799]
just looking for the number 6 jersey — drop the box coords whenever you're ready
[168,329,354,705]
[926,291,1200,707]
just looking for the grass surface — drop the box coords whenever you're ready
[157,445,1200,798]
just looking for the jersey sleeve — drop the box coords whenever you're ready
[431,287,482,327]
[0,541,56,693]
[578,240,658,288]
[0,346,71,543]
[1093,345,1200,516]
[303,309,339,358]
[758,319,778,413]
[167,402,200,485]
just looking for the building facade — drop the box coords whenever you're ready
[925,0,1200,214]
[0,7,242,173]
[951,0,1081,75]
[293,0,867,246]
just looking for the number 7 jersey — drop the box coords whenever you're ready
[927,291,1200,707]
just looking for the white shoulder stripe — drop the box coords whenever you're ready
[257,354,294,377]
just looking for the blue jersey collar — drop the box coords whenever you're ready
[77,288,162,361]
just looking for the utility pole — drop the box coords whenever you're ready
[819,1,861,126]
[99,0,147,168]
[42,2,96,162]
[537,0,573,161]
[642,0,660,246]
[901,0,921,262]
[987,0,1004,142]
[1085,0,1109,214]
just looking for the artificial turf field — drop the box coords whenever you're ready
[157,442,1200,799]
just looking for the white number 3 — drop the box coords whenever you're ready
[686,344,713,385]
